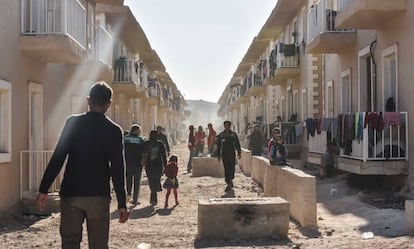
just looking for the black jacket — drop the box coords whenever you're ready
[216,130,241,159]
[38,112,126,209]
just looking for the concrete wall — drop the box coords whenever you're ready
[240,148,252,176]
[198,197,290,239]
[406,200,414,234]
[264,164,317,227]
[251,156,268,186]
[192,157,224,178]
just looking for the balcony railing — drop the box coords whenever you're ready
[20,150,61,198]
[307,0,352,43]
[113,58,139,83]
[275,121,302,145]
[21,0,87,48]
[95,24,113,68]
[337,0,354,12]
[307,112,408,161]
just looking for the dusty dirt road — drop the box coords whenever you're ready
[0,143,413,248]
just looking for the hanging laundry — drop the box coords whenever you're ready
[383,112,401,126]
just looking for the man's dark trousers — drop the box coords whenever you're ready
[126,166,143,203]
[222,157,236,184]
[60,197,110,249]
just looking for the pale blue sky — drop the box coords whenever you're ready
[124,0,277,103]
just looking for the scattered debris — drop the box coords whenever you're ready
[361,232,374,239]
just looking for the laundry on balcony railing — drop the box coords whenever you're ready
[305,112,408,160]
[269,43,300,77]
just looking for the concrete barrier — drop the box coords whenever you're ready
[251,156,269,186]
[406,200,414,234]
[198,197,290,239]
[264,163,317,227]
[240,148,252,176]
[192,157,224,177]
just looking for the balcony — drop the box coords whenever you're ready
[265,44,300,85]
[306,0,356,54]
[94,24,113,69]
[336,0,408,29]
[307,112,408,175]
[20,0,87,63]
[112,58,146,98]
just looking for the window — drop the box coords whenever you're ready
[383,44,398,111]
[0,79,11,162]
[341,69,351,113]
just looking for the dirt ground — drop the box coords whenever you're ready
[1,143,413,249]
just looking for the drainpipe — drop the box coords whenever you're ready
[370,39,377,111]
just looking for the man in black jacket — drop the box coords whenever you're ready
[124,124,144,205]
[36,82,128,249]
[217,120,241,192]
[156,125,170,156]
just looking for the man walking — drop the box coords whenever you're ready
[156,125,170,156]
[36,82,128,249]
[124,124,144,205]
[216,120,241,192]
[143,130,167,205]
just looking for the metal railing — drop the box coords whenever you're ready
[20,150,62,198]
[277,44,300,68]
[307,0,353,43]
[276,122,302,145]
[306,112,408,161]
[113,58,139,83]
[21,0,87,48]
[309,130,328,154]
[337,0,354,12]
[95,24,113,68]
[341,112,408,161]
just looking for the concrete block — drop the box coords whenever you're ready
[192,157,224,177]
[251,156,267,186]
[240,148,252,176]
[198,197,290,239]
[405,200,414,234]
[264,164,317,227]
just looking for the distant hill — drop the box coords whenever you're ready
[184,99,222,130]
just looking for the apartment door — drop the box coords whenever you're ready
[29,82,43,192]
[359,47,375,112]
[383,45,398,111]
[327,81,334,117]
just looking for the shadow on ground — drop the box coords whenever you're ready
[0,194,60,235]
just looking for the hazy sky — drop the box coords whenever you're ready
[124,0,277,103]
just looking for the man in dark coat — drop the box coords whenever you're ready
[156,125,170,156]
[124,124,144,205]
[36,82,128,249]
[143,130,167,205]
[216,120,241,192]
[249,124,265,156]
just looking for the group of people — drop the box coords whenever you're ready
[35,82,180,249]
[186,123,217,172]
[123,124,178,208]
[187,121,242,192]
[33,81,287,249]
[249,124,288,166]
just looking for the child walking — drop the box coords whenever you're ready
[163,155,179,208]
